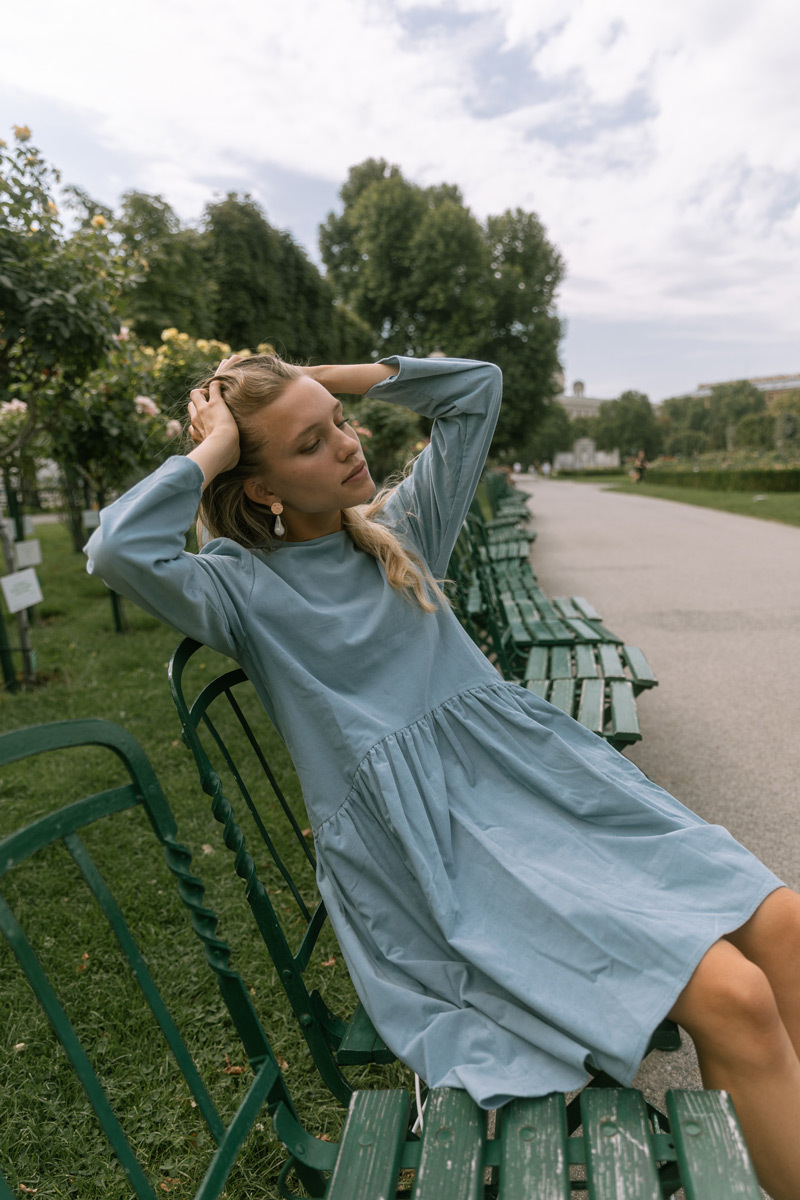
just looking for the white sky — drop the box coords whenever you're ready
[4,0,800,400]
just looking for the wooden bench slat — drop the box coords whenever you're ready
[574,644,599,679]
[571,595,602,621]
[499,1093,570,1199]
[608,680,641,743]
[516,597,542,626]
[565,618,602,643]
[525,679,550,700]
[548,678,576,716]
[621,644,658,688]
[581,1089,661,1200]
[549,646,572,679]
[584,621,623,644]
[524,647,548,680]
[666,1090,761,1200]
[552,596,579,619]
[577,679,605,734]
[337,1001,393,1065]
[597,644,626,678]
[501,597,530,646]
[325,1089,410,1200]
[413,1088,485,1200]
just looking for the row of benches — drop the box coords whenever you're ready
[448,474,658,751]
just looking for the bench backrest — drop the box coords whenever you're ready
[0,718,293,1199]
[168,637,358,1105]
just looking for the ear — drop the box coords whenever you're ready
[243,478,279,508]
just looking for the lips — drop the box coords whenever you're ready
[343,461,368,484]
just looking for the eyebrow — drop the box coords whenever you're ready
[290,399,343,446]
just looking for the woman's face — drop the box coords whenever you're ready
[244,375,374,538]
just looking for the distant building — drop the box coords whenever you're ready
[553,438,620,472]
[553,376,606,420]
[693,373,800,404]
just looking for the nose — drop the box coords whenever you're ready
[337,426,360,458]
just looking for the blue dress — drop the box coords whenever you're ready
[86,355,782,1108]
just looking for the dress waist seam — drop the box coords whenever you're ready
[313,678,518,835]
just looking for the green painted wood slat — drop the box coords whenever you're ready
[325,1090,410,1200]
[337,1001,392,1065]
[412,1088,485,1200]
[574,644,599,679]
[571,596,602,621]
[666,1090,761,1199]
[581,1088,661,1200]
[498,1093,571,1199]
[549,646,572,679]
[548,679,576,716]
[622,644,658,688]
[608,680,641,743]
[524,647,548,680]
[597,644,626,678]
[577,679,605,734]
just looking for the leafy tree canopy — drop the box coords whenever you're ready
[0,127,130,457]
[320,159,565,455]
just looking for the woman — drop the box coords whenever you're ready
[87,353,800,1198]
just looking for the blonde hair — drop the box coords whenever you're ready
[196,355,447,613]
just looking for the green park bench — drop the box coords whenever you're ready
[0,718,762,1198]
[450,478,659,751]
[522,643,660,748]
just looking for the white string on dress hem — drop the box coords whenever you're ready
[412,1072,427,1135]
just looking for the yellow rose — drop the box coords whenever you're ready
[0,139,7,149]
[13,124,32,142]
[90,214,107,229]
[196,339,210,352]
[47,201,58,216]
[143,347,156,357]
[161,328,178,342]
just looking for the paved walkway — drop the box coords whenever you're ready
[517,478,800,1109]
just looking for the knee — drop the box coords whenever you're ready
[677,946,784,1063]
[701,959,779,1035]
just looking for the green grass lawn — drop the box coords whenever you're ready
[1,520,412,1199]
[606,478,800,526]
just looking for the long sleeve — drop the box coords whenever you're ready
[366,356,502,578]
[84,456,255,658]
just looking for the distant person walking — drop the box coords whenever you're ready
[633,449,647,483]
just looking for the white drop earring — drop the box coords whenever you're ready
[270,501,285,538]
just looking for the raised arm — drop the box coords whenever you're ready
[366,356,503,578]
[85,361,253,656]
[300,362,395,396]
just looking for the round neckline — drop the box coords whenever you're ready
[272,529,349,548]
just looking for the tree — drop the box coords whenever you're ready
[0,127,129,461]
[706,381,764,450]
[204,193,341,360]
[733,412,774,451]
[320,161,565,455]
[595,390,662,459]
[114,191,213,344]
[523,400,573,464]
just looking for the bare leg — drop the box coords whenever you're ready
[726,888,800,1057]
[668,938,800,1200]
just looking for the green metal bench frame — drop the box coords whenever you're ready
[168,637,393,1108]
[0,718,306,1200]
[0,720,761,1199]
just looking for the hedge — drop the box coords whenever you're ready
[552,468,624,479]
[645,468,800,493]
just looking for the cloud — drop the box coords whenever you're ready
[4,0,800,355]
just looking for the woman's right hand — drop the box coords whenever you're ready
[187,357,243,483]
